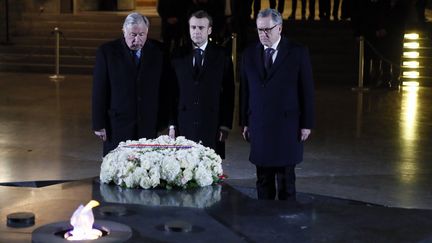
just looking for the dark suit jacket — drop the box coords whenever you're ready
[171,43,234,156]
[92,38,165,155]
[240,37,314,166]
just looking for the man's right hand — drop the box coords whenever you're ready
[94,128,107,141]
[168,126,176,139]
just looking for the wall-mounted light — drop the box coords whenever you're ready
[401,32,421,87]
[402,81,419,86]
[402,61,419,68]
[404,33,419,40]
[403,71,420,79]
[403,42,419,49]
[403,52,419,58]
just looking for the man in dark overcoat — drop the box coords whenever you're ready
[169,10,234,159]
[92,12,165,156]
[240,8,314,200]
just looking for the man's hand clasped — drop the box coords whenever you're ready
[242,126,311,142]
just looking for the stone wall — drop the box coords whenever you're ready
[136,0,156,8]
[76,0,99,11]
[0,0,28,41]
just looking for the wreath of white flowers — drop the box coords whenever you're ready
[100,135,224,189]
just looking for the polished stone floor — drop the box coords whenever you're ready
[1,72,432,242]
[3,179,432,243]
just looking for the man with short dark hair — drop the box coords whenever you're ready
[169,10,234,159]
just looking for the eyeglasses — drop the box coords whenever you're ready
[257,25,278,33]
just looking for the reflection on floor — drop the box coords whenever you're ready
[2,179,432,243]
[1,72,432,241]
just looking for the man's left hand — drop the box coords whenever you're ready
[94,128,107,141]
[219,129,229,142]
[300,129,311,142]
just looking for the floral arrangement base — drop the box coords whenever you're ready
[100,136,223,189]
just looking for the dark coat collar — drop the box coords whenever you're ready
[253,37,293,79]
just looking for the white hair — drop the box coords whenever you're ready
[122,12,150,31]
[257,8,283,25]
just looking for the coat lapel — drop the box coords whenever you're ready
[267,38,292,79]
[188,48,195,79]
[192,43,215,81]
[199,44,216,80]
[254,43,266,79]
[119,38,138,76]
[174,45,195,81]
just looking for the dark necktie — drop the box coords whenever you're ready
[193,48,203,75]
[132,50,140,66]
[264,48,275,73]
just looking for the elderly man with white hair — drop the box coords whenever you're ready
[92,12,166,156]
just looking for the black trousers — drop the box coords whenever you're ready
[256,165,296,200]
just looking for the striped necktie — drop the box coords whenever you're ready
[194,48,203,75]
[132,50,140,66]
[264,48,275,73]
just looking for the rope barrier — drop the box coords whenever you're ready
[59,32,95,62]
[363,38,402,70]
[0,29,94,63]
[0,34,53,61]
[353,35,406,90]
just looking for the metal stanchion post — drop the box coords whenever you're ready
[231,33,237,81]
[49,27,65,81]
[231,32,239,128]
[352,36,368,91]
[389,64,398,89]
[355,91,364,137]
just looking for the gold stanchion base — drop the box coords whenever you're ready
[351,87,369,92]
[49,75,65,81]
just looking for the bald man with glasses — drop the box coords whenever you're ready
[240,8,315,201]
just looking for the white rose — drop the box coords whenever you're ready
[194,164,213,187]
[160,156,180,183]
